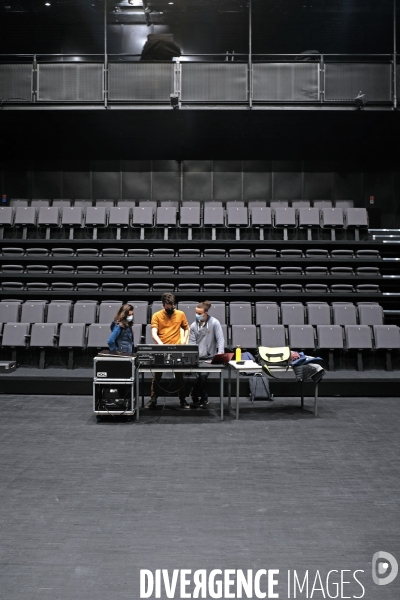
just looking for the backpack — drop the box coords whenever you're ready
[254,346,291,378]
[249,373,272,403]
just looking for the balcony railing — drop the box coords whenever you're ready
[0,54,397,108]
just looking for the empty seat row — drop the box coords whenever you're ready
[0,264,382,277]
[0,300,387,327]
[0,282,382,294]
[0,246,381,259]
[8,199,355,208]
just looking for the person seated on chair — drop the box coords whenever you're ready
[107,304,134,354]
[189,300,225,407]
[145,292,190,410]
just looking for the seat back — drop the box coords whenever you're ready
[2,323,30,346]
[59,323,86,347]
[306,303,331,325]
[87,324,110,348]
[358,304,384,325]
[30,323,58,347]
[0,301,21,322]
[259,325,286,347]
[229,302,252,325]
[47,302,72,323]
[231,325,257,349]
[288,325,315,350]
[332,303,357,325]
[316,325,344,349]
[373,325,400,349]
[345,325,372,349]
[255,302,279,325]
[72,302,98,324]
[98,302,122,324]
[280,303,305,325]
[21,301,46,324]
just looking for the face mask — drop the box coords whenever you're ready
[165,308,175,315]
[126,315,133,322]
[196,314,204,322]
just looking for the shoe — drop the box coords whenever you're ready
[190,395,201,407]
[201,398,209,406]
[179,400,190,410]
[145,398,157,410]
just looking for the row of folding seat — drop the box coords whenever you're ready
[0,282,382,294]
[0,264,381,276]
[8,199,355,208]
[0,300,388,327]
[0,323,398,360]
[0,206,368,237]
[0,246,381,259]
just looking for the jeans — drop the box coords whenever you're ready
[191,372,209,401]
[151,372,186,401]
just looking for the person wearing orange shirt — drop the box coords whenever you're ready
[145,292,190,410]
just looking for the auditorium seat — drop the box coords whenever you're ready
[95,200,114,207]
[355,267,380,276]
[305,249,329,259]
[59,323,86,350]
[153,266,174,275]
[306,302,331,325]
[76,283,100,292]
[280,284,303,293]
[31,199,50,208]
[53,200,72,207]
[52,247,75,256]
[229,284,252,292]
[226,201,245,208]
[203,283,226,292]
[316,325,344,369]
[85,207,108,238]
[280,266,302,275]
[10,199,29,207]
[138,200,157,213]
[14,207,37,238]
[204,206,224,239]
[87,324,111,348]
[102,265,125,274]
[229,266,252,275]
[358,303,384,326]
[2,247,25,256]
[332,303,357,325]
[273,207,296,239]
[21,301,47,323]
[330,267,354,277]
[331,284,354,293]
[270,200,289,207]
[181,201,201,207]
[61,207,84,236]
[26,247,49,257]
[153,248,174,256]
[178,248,201,256]
[313,200,332,208]
[255,302,279,325]
[102,248,125,257]
[229,302,252,325]
[0,207,15,233]
[356,249,380,259]
[255,266,277,275]
[30,323,58,367]
[0,301,21,323]
[153,283,174,292]
[280,302,305,325]
[127,248,150,257]
[288,325,316,350]
[52,265,75,274]
[73,302,98,323]
[76,248,99,256]
[178,266,200,275]
[373,325,400,370]
[330,249,354,259]
[52,282,74,291]
[74,200,93,210]
[259,324,286,347]
[208,302,226,324]
[2,282,24,291]
[305,266,328,276]
[125,301,148,324]
[344,208,368,240]
[179,206,201,240]
[102,283,125,292]
[126,283,150,292]
[156,207,178,239]
[177,283,201,292]
[203,266,225,275]
[298,208,320,240]
[292,200,311,208]
[132,207,154,239]
[226,206,249,239]
[356,284,381,293]
[204,248,226,256]
[26,283,50,291]
[344,325,373,370]
[248,200,267,208]
[254,284,278,292]
[127,266,150,276]
[280,249,302,258]
[335,200,354,208]
[116,200,136,208]
[229,249,252,257]
[2,265,24,273]
[231,324,257,349]
[254,248,276,257]
[2,323,30,348]
[47,302,72,323]
[305,284,328,293]
[37,207,60,234]
[320,208,344,240]
[177,302,198,318]
[76,265,100,274]
[150,301,163,316]
[145,324,154,344]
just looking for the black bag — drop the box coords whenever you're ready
[249,373,273,403]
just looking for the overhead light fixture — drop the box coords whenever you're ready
[128,0,143,5]
[45,2,51,5]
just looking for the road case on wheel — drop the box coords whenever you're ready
[93,355,136,420]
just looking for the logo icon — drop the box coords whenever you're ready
[372,551,398,586]
[97,372,107,377]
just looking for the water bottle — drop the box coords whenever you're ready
[235,345,242,362]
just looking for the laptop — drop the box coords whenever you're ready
[210,352,234,365]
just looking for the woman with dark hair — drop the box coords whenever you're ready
[107,304,134,354]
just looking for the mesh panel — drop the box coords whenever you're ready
[37,63,104,101]
[324,63,392,102]
[0,64,32,102]
[108,62,174,101]
[252,63,319,101]
[181,63,247,102]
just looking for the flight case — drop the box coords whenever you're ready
[93,355,136,421]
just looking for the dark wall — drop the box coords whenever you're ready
[1,157,398,227]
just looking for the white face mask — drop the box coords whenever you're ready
[126,315,133,322]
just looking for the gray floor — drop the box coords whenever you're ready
[0,394,399,600]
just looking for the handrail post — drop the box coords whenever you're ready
[320,53,325,104]
[32,54,37,103]
[248,0,252,109]
[104,0,108,109]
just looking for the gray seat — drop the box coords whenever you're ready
[131,207,154,239]
[332,303,357,325]
[151,301,163,316]
[226,207,249,240]
[344,208,368,229]
[0,207,14,230]
[204,206,224,239]
[2,282,24,291]
[313,200,332,208]
[317,325,344,349]
[320,208,344,240]
[76,265,100,274]
[26,264,49,273]
[255,302,279,325]
[292,200,311,208]
[181,201,201,207]
[52,199,72,207]
[203,266,225,275]
[138,200,157,213]
[305,266,328,276]
[59,323,86,348]
[14,207,37,235]
[26,247,49,257]
[160,200,179,208]
[177,302,198,320]
[116,200,136,208]
[127,266,150,276]
[254,284,278,292]
[95,200,114,207]
[355,267,380,276]
[2,265,24,274]
[102,265,125,274]
[203,283,226,292]
[76,248,99,257]
[280,302,305,325]
[229,249,252,257]
[273,207,296,239]
[358,303,384,325]
[330,249,354,259]
[270,200,289,208]
[280,249,303,258]
[85,206,107,228]
[126,283,150,292]
[52,282,74,291]
[179,207,201,228]
[37,207,60,229]
[125,301,148,324]
[101,283,125,292]
[178,266,200,275]
[30,323,58,347]
[331,284,354,293]
[306,302,331,325]
[102,248,125,257]
[76,283,100,292]
[52,247,74,256]
[153,266,175,275]
[178,248,201,256]
[208,302,226,325]
[373,325,400,350]
[145,324,154,344]
[344,325,373,350]
[356,284,381,293]
[177,283,201,292]
[229,266,252,275]
[254,248,276,257]
[152,283,174,292]
[52,265,75,274]
[21,301,47,323]
[153,248,175,256]
[226,201,245,208]
[298,207,320,240]
[259,324,286,347]
[305,249,329,259]
[2,323,30,347]
[26,283,50,291]
[204,248,226,257]
[305,284,328,293]
[73,302,98,324]
[229,284,252,292]
[87,324,110,348]
[61,207,83,227]
[331,267,354,277]
[288,325,316,350]
[280,284,303,293]
[132,323,143,346]
[47,302,72,323]
[74,200,92,210]
[355,249,380,260]
[229,302,252,325]
[248,200,267,208]
[127,248,150,257]
[335,200,354,208]
[10,199,29,207]
[156,207,178,233]
[0,301,21,322]
[231,325,257,349]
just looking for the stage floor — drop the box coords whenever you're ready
[0,394,399,599]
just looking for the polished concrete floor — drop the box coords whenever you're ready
[0,394,399,600]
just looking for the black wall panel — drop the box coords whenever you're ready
[61,162,91,199]
[152,160,180,200]
[2,161,31,198]
[183,161,212,201]
[304,162,333,200]
[213,161,242,200]
[31,161,63,198]
[122,161,151,199]
[92,161,121,199]
[363,171,395,228]
[273,161,303,199]
[333,167,363,205]
[243,161,272,200]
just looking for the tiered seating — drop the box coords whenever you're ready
[0,198,367,241]
[1,299,399,371]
